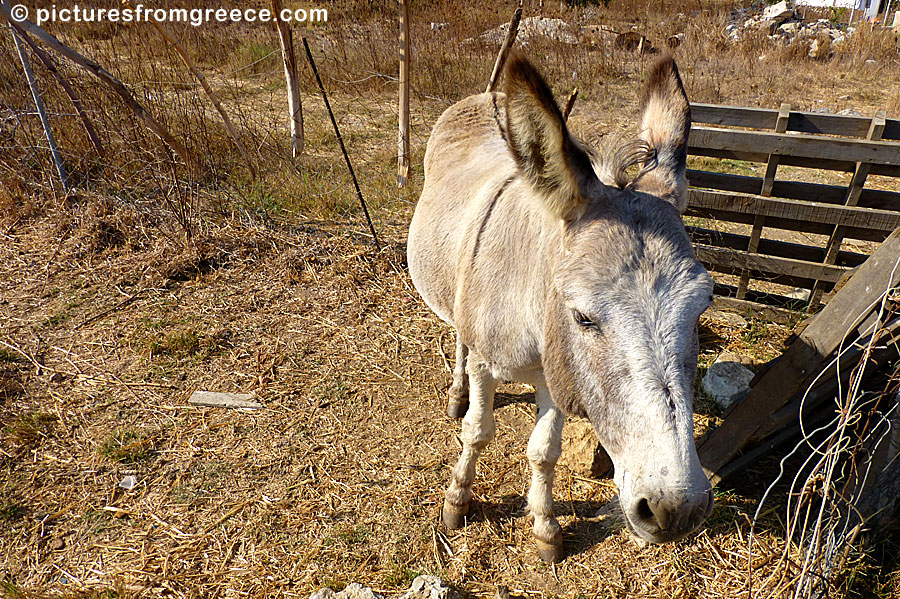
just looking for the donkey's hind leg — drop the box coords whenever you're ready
[443,356,496,529]
[527,386,565,562]
[446,334,469,418]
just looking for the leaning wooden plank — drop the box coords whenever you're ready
[699,227,900,482]
[188,391,263,409]
[0,4,193,167]
[691,103,900,139]
[695,244,850,284]
[687,227,868,267]
[690,126,900,166]
[689,189,900,232]
[687,170,900,211]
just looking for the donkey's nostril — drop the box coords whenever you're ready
[636,498,654,524]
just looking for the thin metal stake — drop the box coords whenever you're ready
[302,37,381,250]
[10,24,70,192]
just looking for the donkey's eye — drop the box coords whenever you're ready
[573,310,600,331]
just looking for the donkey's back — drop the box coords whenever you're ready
[408,91,519,328]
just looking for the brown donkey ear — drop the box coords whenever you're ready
[635,55,691,213]
[505,55,600,222]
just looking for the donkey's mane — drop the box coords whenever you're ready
[592,136,659,190]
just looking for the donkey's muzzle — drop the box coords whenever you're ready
[627,486,714,543]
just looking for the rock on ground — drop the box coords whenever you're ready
[559,418,613,478]
[312,583,383,599]
[702,359,756,409]
[311,576,460,599]
[399,576,461,599]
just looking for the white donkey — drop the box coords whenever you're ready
[407,54,715,562]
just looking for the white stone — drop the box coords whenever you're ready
[763,1,793,21]
[779,21,801,35]
[399,576,460,599]
[312,584,384,599]
[702,361,755,409]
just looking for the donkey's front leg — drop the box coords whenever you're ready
[443,357,496,529]
[528,386,565,562]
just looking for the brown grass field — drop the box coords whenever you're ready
[1,1,900,597]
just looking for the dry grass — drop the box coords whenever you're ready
[1,0,900,597]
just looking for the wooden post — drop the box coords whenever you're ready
[808,111,886,308]
[486,5,523,93]
[302,38,380,250]
[272,0,304,159]
[735,103,789,300]
[0,3,193,168]
[10,25,70,191]
[397,0,410,187]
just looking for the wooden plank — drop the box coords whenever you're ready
[691,103,900,139]
[689,189,900,232]
[695,244,849,284]
[711,296,801,326]
[689,126,900,167]
[686,170,900,211]
[809,111,888,307]
[699,227,900,482]
[714,282,812,311]
[686,207,889,242]
[188,391,263,409]
[737,103,790,300]
[689,147,900,176]
[687,227,868,267]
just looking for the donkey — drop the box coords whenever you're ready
[407,54,715,562]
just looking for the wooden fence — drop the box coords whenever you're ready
[684,103,900,320]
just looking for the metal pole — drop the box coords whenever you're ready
[301,37,381,250]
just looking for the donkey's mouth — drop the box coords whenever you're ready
[622,488,714,545]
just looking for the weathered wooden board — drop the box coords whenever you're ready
[689,126,900,167]
[689,189,900,232]
[694,244,850,284]
[687,227,868,267]
[686,207,888,242]
[686,170,900,211]
[692,103,900,140]
[699,227,900,482]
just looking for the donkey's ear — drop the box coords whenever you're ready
[635,56,691,213]
[505,56,599,222]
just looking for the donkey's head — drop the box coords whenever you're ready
[506,56,714,543]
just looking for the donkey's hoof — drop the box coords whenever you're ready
[535,533,564,563]
[442,499,469,530]
[446,398,469,419]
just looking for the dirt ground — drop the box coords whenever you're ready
[2,1,900,597]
